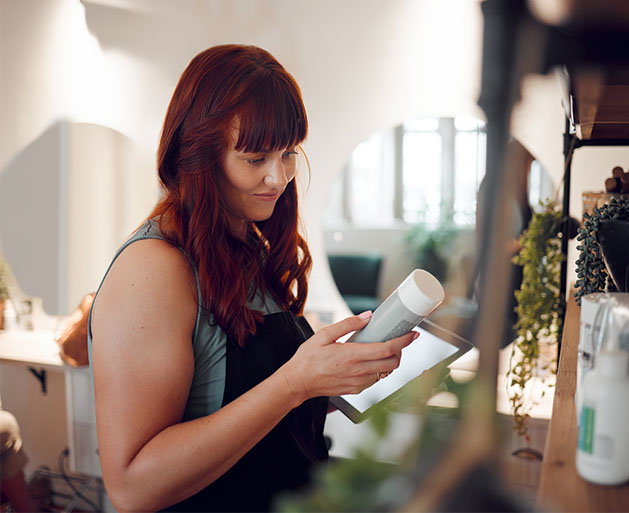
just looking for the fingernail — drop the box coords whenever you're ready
[358,310,373,319]
[412,331,420,340]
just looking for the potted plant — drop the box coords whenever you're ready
[509,200,564,440]
[575,195,629,303]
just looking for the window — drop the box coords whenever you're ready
[324,116,487,227]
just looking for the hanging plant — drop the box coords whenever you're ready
[509,201,564,440]
[574,196,629,305]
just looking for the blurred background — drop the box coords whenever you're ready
[2,0,627,324]
[2,2,629,511]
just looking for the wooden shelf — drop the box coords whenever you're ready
[569,69,629,140]
[536,296,629,512]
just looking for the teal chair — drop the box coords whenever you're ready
[327,253,383,314]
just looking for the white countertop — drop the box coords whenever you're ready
[0,329,64,368]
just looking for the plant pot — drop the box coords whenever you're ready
[596,219,629,292]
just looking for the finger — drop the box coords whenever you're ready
[317,311,373,344]
[345,330,419,361]
[361,354,404,375]
[357,373,382,393]
[339,348,403,379]
[387,330,420,351]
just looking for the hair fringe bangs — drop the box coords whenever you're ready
[235,75,307,153]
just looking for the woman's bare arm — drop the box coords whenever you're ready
[92,238,414,512]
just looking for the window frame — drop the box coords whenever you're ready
[334,116,487,228]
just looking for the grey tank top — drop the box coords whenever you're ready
[87,219,283,420]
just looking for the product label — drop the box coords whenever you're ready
[578,405,595,454]
[578,405,615,460]
[349,291,422,343]
[595,434,614,460]
[383,318,417,341]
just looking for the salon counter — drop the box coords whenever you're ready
[0,329,100,477]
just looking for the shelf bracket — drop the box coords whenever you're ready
[27,366,47,395]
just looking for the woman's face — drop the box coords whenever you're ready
[219,122,298,239]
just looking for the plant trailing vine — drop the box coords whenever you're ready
[574,195,629,306]
[509,200,564,440]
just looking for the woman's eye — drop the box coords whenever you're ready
[247,157,266,165]
[283,150,298,159]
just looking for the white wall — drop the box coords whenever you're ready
[0,121,157,314]
[0,0,483,317]
[1,0,626,317]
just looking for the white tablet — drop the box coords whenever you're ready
[329,319,473,423]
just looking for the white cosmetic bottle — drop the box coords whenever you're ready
[576,350,629,486]
[576,293,603,423]
[348,269,445,343]
[2,299,17,331]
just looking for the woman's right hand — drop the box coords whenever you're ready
[282,311,418,402]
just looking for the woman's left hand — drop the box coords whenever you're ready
[280,312,418,402]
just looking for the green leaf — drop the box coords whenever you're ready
[508,200,563,439]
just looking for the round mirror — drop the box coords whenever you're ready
[323,116,554,344]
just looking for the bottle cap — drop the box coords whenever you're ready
[597,351,629,378]
[397,269,445,316]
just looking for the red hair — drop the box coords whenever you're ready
[150,44,312,346]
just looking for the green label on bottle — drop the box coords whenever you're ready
[578,405,595,454]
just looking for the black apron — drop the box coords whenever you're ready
[165,312,329,512]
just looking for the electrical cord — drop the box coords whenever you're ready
[58,447,101,512]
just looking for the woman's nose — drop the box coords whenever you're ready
[264,159,292,188]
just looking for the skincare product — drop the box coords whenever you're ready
[577,293,603,422]
[576,350,629,486]
[349,269,444,343]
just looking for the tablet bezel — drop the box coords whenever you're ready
[329,319,473,423]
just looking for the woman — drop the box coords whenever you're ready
[89,44,417,513]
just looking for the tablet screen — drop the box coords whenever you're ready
[330,320,473,423]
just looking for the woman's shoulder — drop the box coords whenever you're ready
[111,236,194,289]
[98,217,196,304]
[93,233,198,340]
[117,219,191,274]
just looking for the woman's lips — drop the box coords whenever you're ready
[254,191,280,202]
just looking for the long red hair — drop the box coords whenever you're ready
[149,44,312,346]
